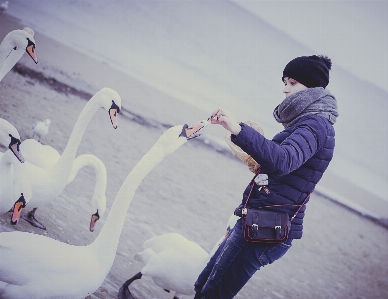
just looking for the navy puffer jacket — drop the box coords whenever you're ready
[232,114,335,239]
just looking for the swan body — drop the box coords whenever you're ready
[0,120,207,299]
[134,233,208,298]
[19,138,59,168]
[0,27,38,82]
[118,213,239,299]
[20,138,107,231]
[0,231,104,299]
[0,119,31,224]
[32,119,51,142]
[17,88,120,230]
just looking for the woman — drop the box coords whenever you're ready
[194,55,338,299]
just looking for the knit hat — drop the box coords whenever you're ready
[282,55,332,88]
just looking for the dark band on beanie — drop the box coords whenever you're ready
[282,55,332,88]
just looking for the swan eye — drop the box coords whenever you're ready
[25,38,38,64]
[8,134,21,149]
[92,210,100,221]
[26,38,35,50]
[110,100,120,114]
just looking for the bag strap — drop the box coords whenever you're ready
[243,167,313,220]
[290,191,312,221]
[242,167,261,212]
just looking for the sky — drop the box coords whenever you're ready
[232,0,388,93]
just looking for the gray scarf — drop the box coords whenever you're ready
[273,87,338,128]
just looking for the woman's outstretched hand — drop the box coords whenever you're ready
[210,108,241,135]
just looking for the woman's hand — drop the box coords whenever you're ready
[210,108,241,135]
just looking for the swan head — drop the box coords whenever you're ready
[89,195,106,232]
[96,88,121,129]
[10,166,32,225]
[90,210,100,232]
[153,126,188,155]
[154,120,209,155]
[5,28,38,64]
[10,193,27,225]
[134,247,155,264]
[0,118,24,163]
[179,119,209,140]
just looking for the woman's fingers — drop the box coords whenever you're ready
[209,108,221,124]
[210,108,228,121]
[211,108,220,116]
[210,108,222,119]
[209,108,232,128]
[209,108,241,135]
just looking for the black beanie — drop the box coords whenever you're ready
[282,55,331,88]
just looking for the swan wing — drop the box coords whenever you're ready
[0,232,102,298]
[143,233,190,252]
[20,139,60,168]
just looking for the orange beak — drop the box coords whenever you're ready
[10,194,26,225]
[26,43,38,64]
[109,108,118,129]
[89,212,100,232]
[182,120,208,139]
[9,141,24,163]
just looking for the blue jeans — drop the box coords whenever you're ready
[194,219,292,299]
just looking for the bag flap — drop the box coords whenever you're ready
[245,209,289,227]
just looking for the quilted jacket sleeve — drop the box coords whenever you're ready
[231,115,330,175]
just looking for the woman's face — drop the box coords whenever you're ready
[283,77,308,97]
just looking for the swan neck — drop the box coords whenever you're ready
[0,150,15,176]
[91,145,166,267]
[67,154,107,199]
[54,96,101,173]
[0,36,10,71]
[0,151,19,206]
[0,36,22,81]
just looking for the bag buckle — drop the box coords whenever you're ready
[252,224,259,230]
[274,225,281,230]
[242,208,247,215]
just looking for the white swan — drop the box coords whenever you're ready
[32,118,51,142]
[19,139,107,231]
[0,120,207,299]
[16,87,120,230]
[118,214,239,299]
[0,27,38,82]
[0,118,31,224]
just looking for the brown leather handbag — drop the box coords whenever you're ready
[242,169,312,243]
